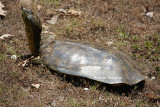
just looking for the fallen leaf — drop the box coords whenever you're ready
[42,31,55,35]
[46,9,57,18]
[68,9,81,16]
[42,31,56,38]
[142,6,154,18]
[37,5,42,10]
[0,1,7,17]
[146,12,154,17]
[46,14,60,25]
[0,34,14,40]
[150,76,155,80]
[31,84,41,89]
[56,8,67,14]
[22,59,30,67]
[106,41,114,45]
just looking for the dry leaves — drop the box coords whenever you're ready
[37,5,42,11]
[0,1,7,17]
[0,34,14,40]
[142,5,154,18]
[56,8,67,14]
[46,14,60,25]
[145,12,154,18]
[31,84,41,89]
[45,9,82,24]
[68,9,82,16]
[106,41,114,46]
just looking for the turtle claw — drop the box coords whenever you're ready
[32,56,42,65]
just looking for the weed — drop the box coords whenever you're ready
[116,41,128,46]
[158,71,160,78]
[144,40,153,49]
[133,86,138,91]
[46,0,60,3]
[117,28,130,39]
[0,54,6,60]
[67,98,86,107]
[0,99,10,105]
[4,44,20,57]
[66,25,73,34]
[90,19,105,31]
[132,36,139,41]
[120,101,126,106]
[135,100,143,107]
[0,87,2,95]
[90,83,100,91]
[131,44,142,51]
[65,18,82,34]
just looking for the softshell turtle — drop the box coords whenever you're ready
[21,7,145,86]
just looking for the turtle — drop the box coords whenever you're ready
[21,7,145,86]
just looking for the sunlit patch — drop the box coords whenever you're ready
[80,66,101,76]
[71,54,87,64]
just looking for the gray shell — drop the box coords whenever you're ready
[40,40,145,85]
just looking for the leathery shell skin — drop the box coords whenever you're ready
[40,40,145,85]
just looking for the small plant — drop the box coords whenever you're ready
[131,44,142,51]
[90,19,105,31]
[158,71,160,78]
[90,83,100,90]
[5,44,19,57]
[117,28,130,39]
[132,36,139,41]
[0,54,4,60]
[65,18,82,34]
[67,98,87,107]
[144,40,153,49]
[133,85,138,91]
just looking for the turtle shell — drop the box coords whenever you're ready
[40,40,145,85]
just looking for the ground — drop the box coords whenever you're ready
[0,0,160,106]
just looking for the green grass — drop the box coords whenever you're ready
[4,43,20,57]
[0,54,6,60]
[117,28,130,39]
[65,18,83,34]
[67,98,86,107]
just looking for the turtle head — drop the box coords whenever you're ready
[21,7,42,56]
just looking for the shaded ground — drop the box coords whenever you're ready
[0,0,160,106]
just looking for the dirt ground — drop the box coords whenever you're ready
[0,0,160,106]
